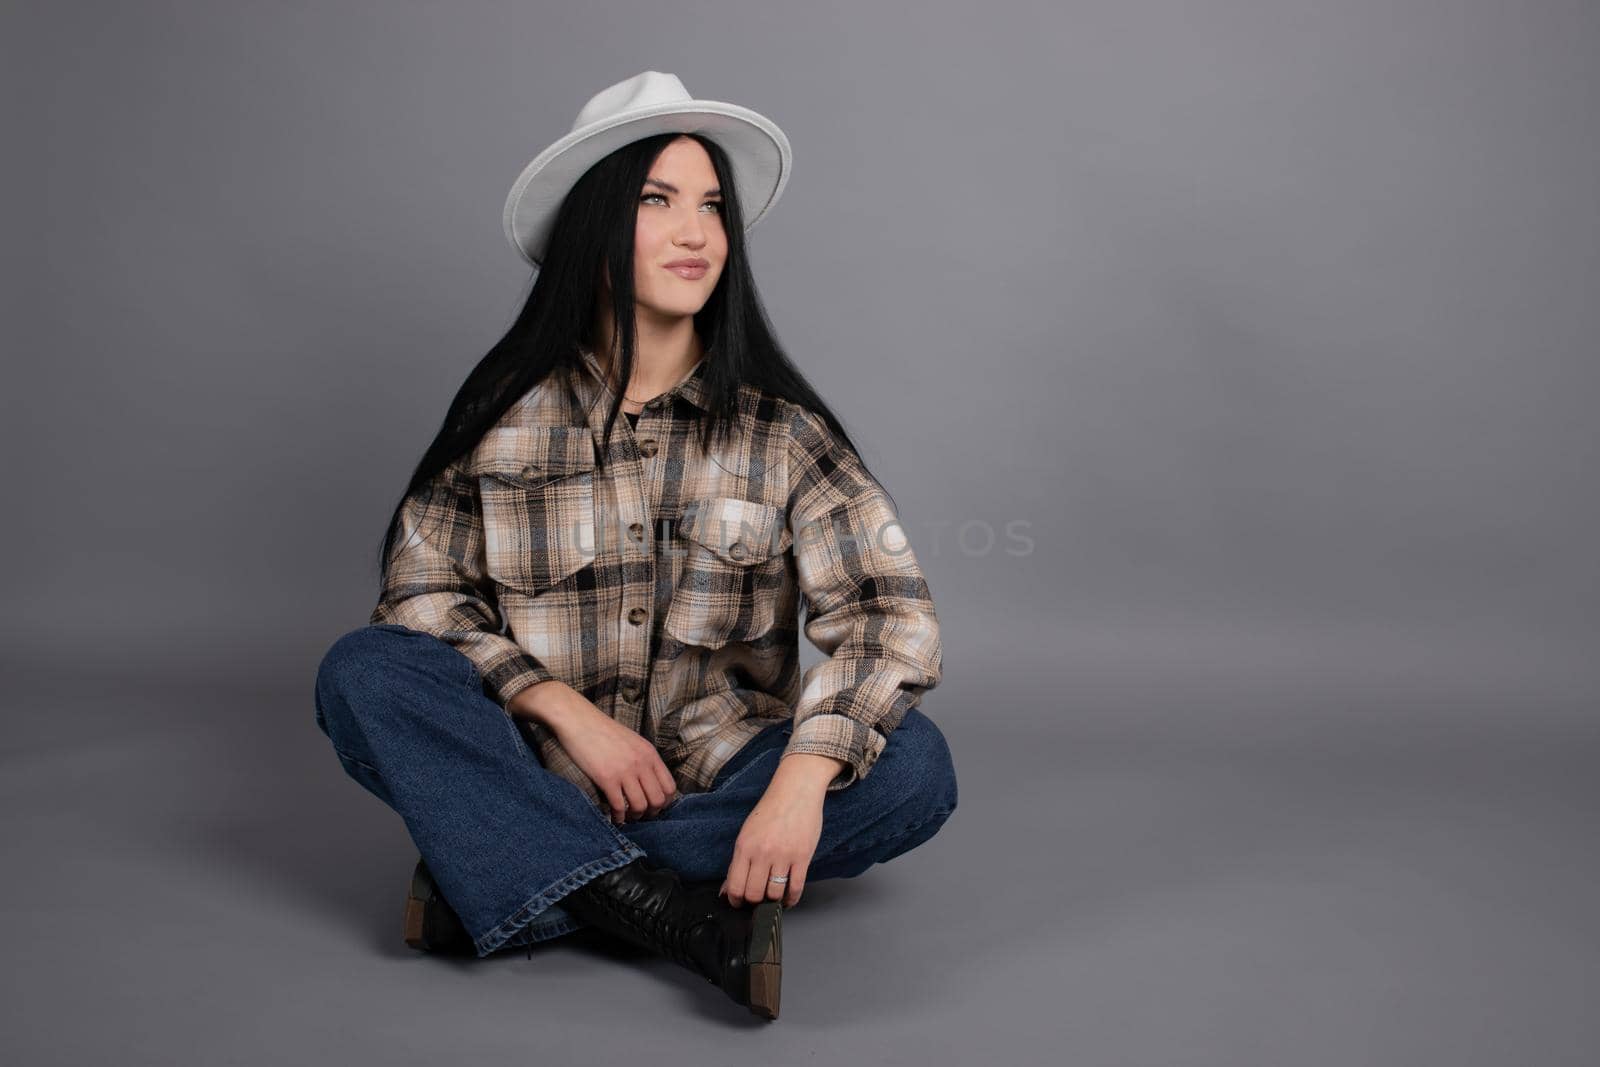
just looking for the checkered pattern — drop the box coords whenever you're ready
[370,347,943,805]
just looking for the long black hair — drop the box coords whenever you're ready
[376,131,888,586]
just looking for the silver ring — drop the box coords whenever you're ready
[768,874,789,883]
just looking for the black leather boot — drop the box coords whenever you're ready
[561,857,783,1019]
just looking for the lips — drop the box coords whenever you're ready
[664,259,709,279]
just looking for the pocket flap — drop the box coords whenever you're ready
[470,426,597,483]
[679,497,791,563]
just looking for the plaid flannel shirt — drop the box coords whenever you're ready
[370,347,943,807]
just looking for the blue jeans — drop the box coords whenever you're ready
[313,623,959,957]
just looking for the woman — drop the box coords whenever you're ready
[313,71,957,1020]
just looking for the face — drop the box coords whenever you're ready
[626,136,727,323]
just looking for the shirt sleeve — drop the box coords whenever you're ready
[368,459,561,709]
[780,405,945,791]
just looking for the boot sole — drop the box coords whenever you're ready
[746,900,783,1020]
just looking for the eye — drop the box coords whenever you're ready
[640,193,723,214]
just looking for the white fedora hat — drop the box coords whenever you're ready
[502,70,792,267]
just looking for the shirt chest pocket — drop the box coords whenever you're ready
[473,427,599,596]
[665,496,794,650]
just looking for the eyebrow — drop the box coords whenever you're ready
[643,177,722,197]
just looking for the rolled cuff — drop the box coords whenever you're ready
[782,712,890,791]
[482,653,561,710]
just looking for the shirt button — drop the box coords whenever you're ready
[729,541,748,560]
[638,439,658,457]
[627,606,647,625]
[621,685,640,702]
[628,522,646,543]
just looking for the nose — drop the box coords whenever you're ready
[674,209,708,248]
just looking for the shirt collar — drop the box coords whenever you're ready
[578,345,710,413]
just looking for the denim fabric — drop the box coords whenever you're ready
[314,623,958,956]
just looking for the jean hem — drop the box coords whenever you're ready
[506,911,586,945]
[473,843,647,957]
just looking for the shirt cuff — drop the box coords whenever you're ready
[483,653,561,710]
[781,712,890,791]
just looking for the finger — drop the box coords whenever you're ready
[725,852,751,908]
[620,777,649,821]
[765,863,790,902]
[603,784,627,825]
[737,856,771,907]
[784,863,806,908]
[653,764,678,807]
[640,777,669,819]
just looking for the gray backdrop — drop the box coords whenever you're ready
[5,1,1596,1064]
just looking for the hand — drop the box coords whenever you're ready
[532,692,678,825]
[719,768,829,909]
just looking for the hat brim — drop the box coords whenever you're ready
[502,99,792,267]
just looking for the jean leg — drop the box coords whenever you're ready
[313,623,645,955]
[618,708,958,886]
[804,707,959,879]
[611,720,791,881]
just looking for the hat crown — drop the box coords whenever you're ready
[504,69,790,266]
[572,71,692,132]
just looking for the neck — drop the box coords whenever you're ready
[589,314,703,401]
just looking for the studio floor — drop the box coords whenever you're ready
[5,623,1596,1066]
